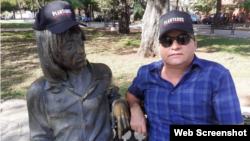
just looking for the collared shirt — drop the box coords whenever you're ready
[128,55,243,141]
[27,62,122,141]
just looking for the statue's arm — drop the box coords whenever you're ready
[27,78,54,141]
[108,84,130,139]
[106,73,130,139]
[107,85,123,104]
[93,62,130,138]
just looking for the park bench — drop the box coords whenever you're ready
[23,18,34,22]
[243,114,250,125]
[210,18,235,36]
[112,103,250,140]
[104,19,119,27]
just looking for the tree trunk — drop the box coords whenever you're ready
[90,3,92,21]
[104,10,108,27]
[17,0,23,19]
[138,0,147,10]
[244,10,249,27]
[137,0,168,58]
[176,0,179,10]
[119,12,130,33]
[78,9,81,17]
[13,11,16,19]
[118,0,130,34]
[31,0,36,18]
[35,0,42,8]
[215,0,221,24]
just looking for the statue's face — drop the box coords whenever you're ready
[61,28,87,71]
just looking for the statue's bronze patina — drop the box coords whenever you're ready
[27,1,130,141]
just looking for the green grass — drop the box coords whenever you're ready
[1,29,250,104]
[195,36,250,78]
[1,23,34,28]
[196,36,250,56]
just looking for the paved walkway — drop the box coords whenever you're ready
[129,22,250,38]
[85,22,250,38]
[1,99,249,141]
[1,20,250,38]
[1,100,29,141]
[193,25,250,38]
[0,99,148,141]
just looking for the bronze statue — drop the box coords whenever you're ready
[27,1,130,141]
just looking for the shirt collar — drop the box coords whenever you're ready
[45,60,108,91]
[149,54,204,72]
[149,60,164,71]
[192,54,204,70]
[44,80,72,91]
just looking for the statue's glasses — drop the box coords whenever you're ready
[159,34,195,48]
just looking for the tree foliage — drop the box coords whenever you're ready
[134,10,143,20]
[66,0,84,9]
[96,0,119,12]
[235,0,250,27]
[65,0,85,16]
[17,0,52,11]
[222,4,235,14]
[1,0,19,13]
[190,0,217,15]
[236,0,250,11]
[137,0,146,10]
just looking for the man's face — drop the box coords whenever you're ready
[61,28,87,70]
[159,30,197,68]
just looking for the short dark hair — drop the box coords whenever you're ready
[35,26,85,93]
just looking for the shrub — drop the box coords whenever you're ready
[135,10,144,21]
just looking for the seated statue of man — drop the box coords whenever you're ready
[27,1,130,141]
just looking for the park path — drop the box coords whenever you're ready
[0,99,147,141]
[1,100,29,141]
[1,99,250,141]
[1,20,250,38]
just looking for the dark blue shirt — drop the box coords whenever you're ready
[128,55,243,141]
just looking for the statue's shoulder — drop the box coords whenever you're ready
[90,63,112,74]
[27,76,46,100]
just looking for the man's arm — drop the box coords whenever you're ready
[212,70,244,125]
[126,91,147,136]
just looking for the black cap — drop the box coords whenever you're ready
[33,1,86,34]
[159,10,194,39]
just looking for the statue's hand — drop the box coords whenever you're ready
[113,102,130,139]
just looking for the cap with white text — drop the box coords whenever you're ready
[33,1,86,34]
[159,10,193,39]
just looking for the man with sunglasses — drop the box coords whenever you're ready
[126,10,243,141]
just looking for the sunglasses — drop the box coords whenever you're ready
[159,34,195,47]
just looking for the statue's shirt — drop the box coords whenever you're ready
[27,62,122,141]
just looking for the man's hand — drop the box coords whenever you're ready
[113,102,130,139]
[130,104,147,136]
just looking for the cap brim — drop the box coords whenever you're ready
[47,21,87,34]
[159,26,194,40]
